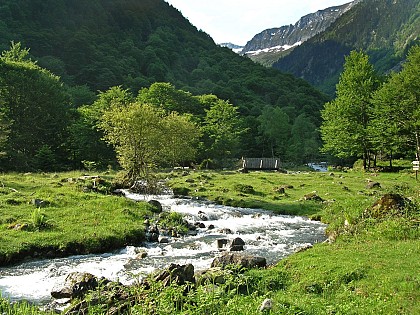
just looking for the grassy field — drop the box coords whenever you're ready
[0,171,152,265]
[0,167,419,314]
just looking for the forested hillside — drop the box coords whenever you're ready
[0,0,328,171]
[273,0,420,95]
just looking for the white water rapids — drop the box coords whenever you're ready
[0,193,326,304]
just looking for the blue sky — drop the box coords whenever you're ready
[165,0,353,45]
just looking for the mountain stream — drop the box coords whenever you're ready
[0,193,326,304]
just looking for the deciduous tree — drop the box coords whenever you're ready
[371,45,420,163]
[320,50,379,169]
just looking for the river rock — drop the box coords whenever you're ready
[217,239,228,250]
[51,272,102,299]
[148,200,163,213]
[259,298,273,311]
[197,211,208,221]
[211,252,266,269]
[158,236,170,244]
[153,263,195,287]
[230,237,245,251]
[196,267,229,286]
[218,228,233,234]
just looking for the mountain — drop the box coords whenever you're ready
[241,1,357,66]
[272,0,420,95]
[0,0,328,158]
[219,42,244,53]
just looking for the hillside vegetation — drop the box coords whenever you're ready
[0,0,329,170]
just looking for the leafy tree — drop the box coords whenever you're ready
[287,114,321,164]
[161,112,199,167]
[0,42,71,170]
[320,50,379,169]
[0,108,9,158]
[98,98,198,186]
[201,98,245,166]
[68,86,133,168]
[137,82,202,116]
[257,106,290,158]
[371,45,420,163]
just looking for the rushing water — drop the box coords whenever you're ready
[0,194,326,304]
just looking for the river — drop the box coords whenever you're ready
[0,193,326,304]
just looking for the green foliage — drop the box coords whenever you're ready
[0,41,30,62]
[320,50,379,169]
[258,106,290,158]
[370,45,420,161]
[98,92,199,186]
[201,98,246,166]
[157,211,189,235]
[0,0,328,164]
[30,208,52,231]
[0,42,71,171]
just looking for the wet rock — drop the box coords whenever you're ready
[153,263,195,287]
[195,222,206,228]
[146,232,159,242]
[211,252,266,269]
[148,200,163,213]
[217,239,229,250]
[230,237,245,251]
[51,272,102,299]
[207,224,215,230]
[158,236,170,244]
[198,211,208,221]
[112,189,126,197]
[218,228,233,234]
[196,267,229,285]
[134,249,148,259]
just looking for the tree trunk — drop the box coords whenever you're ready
[389,151,393,170]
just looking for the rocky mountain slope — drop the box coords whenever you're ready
[272,0,420,95]
[241,1,357,66]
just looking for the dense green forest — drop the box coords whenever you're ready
[273,0,420,95]
[0,0,329,171]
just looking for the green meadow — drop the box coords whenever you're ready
[0,167,419,314]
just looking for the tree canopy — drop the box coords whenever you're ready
[321,46,420,168]
[0,42,71,171]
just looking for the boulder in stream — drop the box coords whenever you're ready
[153,263,195,287]
[51,272,104,299]
[230,237,245,251]
[211,252,266,269]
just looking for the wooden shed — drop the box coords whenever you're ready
[241,157,281,170]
